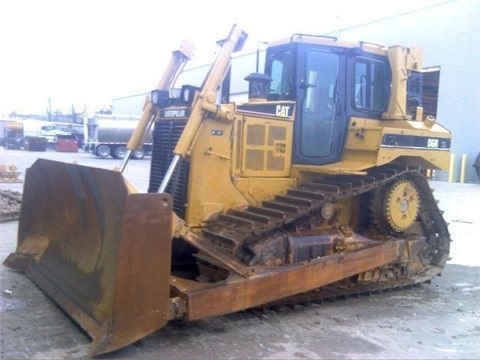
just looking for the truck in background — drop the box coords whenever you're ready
[0,119,23,149]
[1,118,83,150]
[83,114,153,159]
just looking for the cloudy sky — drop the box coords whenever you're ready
[0,0,449,115]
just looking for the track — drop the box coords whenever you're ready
[200,166,451,300]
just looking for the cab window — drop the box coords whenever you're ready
[354,59,387,112]
[268,52,294,100]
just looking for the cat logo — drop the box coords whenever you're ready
[275,105,291,118]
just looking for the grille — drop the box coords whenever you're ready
[148,120,190,218]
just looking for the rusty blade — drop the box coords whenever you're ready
[3,159,173,356]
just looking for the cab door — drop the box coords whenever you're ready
[293,45,348,165]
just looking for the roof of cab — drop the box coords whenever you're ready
[267,34,390,56]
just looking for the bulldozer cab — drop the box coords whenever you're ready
[264,37,391,166]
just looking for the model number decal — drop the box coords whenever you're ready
[381,134,451,150]
[427,138,439,148]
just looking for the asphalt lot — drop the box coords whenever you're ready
[0,148,479,359]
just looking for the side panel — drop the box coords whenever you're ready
[240,115,293,177]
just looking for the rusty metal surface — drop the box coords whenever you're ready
[3,159,173,357]
[171,240,403,321]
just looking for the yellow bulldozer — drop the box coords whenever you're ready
[4,24,451,357]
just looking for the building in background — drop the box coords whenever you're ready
[112,0,479,182]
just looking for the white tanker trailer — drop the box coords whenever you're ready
[84,114,153,159]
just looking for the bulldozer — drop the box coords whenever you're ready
[4,24,452,357]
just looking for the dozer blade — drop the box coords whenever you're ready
[3,159,173,357]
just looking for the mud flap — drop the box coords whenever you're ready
[3,159,173,356]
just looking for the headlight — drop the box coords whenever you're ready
[151,90,169,107]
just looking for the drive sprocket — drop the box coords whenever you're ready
[384,179,420,232]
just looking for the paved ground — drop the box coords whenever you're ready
[0,148,479,359]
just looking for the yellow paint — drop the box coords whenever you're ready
[448,154,455,183]
[460,154,467,183]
